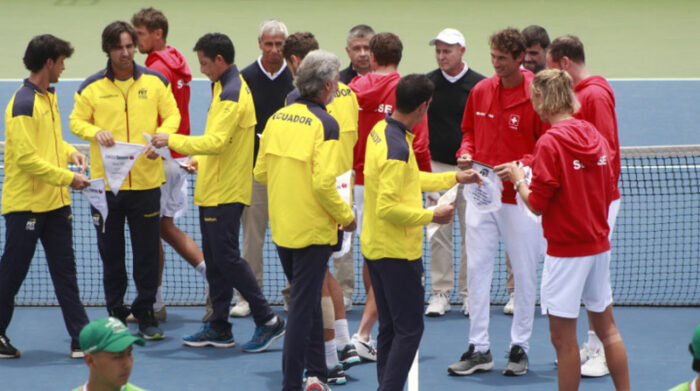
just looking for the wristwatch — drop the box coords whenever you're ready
[513,178,526,191]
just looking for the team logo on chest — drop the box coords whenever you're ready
[138,88,148,99]
[508,114,520,130]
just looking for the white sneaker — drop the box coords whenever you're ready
[503,293,514,315]
[229,300,250,317]
[581,349,609,377]
[579,341,594,364]
[305,376,332,391]
[425,292,451,317]
[460,295,469,317]
[343,296,353,312]
[351,333,377,361]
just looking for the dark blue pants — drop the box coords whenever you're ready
[92,189,160,317]
[366,258,425,391]
[199,203,273,333]
[0,206,88,342]
[277,245,330,391]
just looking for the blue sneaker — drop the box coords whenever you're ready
[182,323,235,348]
[241,316,285,353]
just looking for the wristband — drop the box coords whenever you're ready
[513,178,526,191]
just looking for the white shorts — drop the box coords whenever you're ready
[160,158,188,218]
[608,198,621,238]
[540,251,613,318]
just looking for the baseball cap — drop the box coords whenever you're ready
[429,28,466,48]
[79,317,145,354]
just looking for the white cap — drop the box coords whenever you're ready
[429,28,466,47]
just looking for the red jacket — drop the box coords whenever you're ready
[147,46,191,158]
[528,119,614,257]
[458,69,544,204]
[349,72,431,185]
[574,75,621,200]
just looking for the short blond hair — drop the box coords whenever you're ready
[530,69,580,117]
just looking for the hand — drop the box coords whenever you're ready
[494,162,523,183]
[457,153,473,170]
[70,151,88,174]
[341,218,357,232]
[70,173,90,190]
[456,169,482,186]
[181,158,198,173]
[143,146,160,160]
[431,203,454,224]
[151,133,170,148]
[95,130,115,147]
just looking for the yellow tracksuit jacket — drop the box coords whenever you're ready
[168,65,256,207]
[361,116,457,261]
[69,61,180,191]
[2,80,78,214]
[254,97,354,248]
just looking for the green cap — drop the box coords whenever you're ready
[79,317,145,354]
[692,324,700,360]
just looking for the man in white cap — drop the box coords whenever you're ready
[424,28,485,318]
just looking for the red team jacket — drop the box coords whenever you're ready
[528,119,615,258]
[458,69,544,204]
[574,75,621,200]
[349,72,432,185]
[146,46,192,159]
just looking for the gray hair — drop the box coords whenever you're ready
[346,24,375,46]
[258,19,288,39]
[295,50,340,99]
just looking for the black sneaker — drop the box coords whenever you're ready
[447,344,494,376]
[503,344,528,376]
[136,309,164,340]
[108,305,131,325]
[327,363,347,385]
[0,334,20,358]
[338,343,361,370]
[70,340,84,359]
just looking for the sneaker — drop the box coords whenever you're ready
[108,306,131,325]
[70,340,84,359]
[343,296,353,312]
[351,333,377,362]
[581,349,609,377]
[183,323,236,348]
[503,293,514,315]
[503,345,528,376]
[283,297,289,312]
[425,292,451,317]
[137,310,164,341]
[305,376,332,391]
[125,313,137,323]
[460,295,470,317]
[338,343,361,369]
[579,341,595,364]
[229,300,251,317]
[327,363,347,385]
[241,316,285,353]
[0,335,20,358]
[154,306,167,323]
[447,344,494,376]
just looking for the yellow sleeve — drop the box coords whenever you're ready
[69,91,102,141]
[376,159,433,226]
[419,171,457,192]
[169,100,239,156]
[156,84,181,135]
[63,141,78,162]
[253,133,268,185]
[311,131,354,226]
[9,116,74,186]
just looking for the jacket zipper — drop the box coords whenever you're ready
[47,92,66,205]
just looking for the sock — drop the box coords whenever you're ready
[195,261,207,279]
[154,285,164,311]
[264,316,278,326]
[334,319,351,348]
[587,330,603,352]
[325,340,339,368]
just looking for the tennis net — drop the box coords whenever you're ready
[3,143,699,306]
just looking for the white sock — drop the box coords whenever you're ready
[264,316,277,326]
[587,330,603,352]
[154,285,164,311]
[325,340,339,368]
[195,261,207,279]
[334,319,351,348]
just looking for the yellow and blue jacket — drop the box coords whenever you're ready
[169,65,256,207]
[361,116,456,261]
[254,97,354,249]
[2,80,78,214]
[70,61,180,191]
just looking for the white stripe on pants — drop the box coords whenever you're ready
[465,202,542,353]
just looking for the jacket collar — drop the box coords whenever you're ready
[104,60,143,81]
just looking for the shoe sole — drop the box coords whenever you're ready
[354,344,377,361]
[0,352,20,358]
[70,351,85,359]
[425,310,445,317]
[342,356,362,369]
[328,376,347,385]
[503,367,528,376]
[447,361,494,376]
[182,339,236,348]
[229,309,251,317]
[581,369,610,377]
[241,329,285,353]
